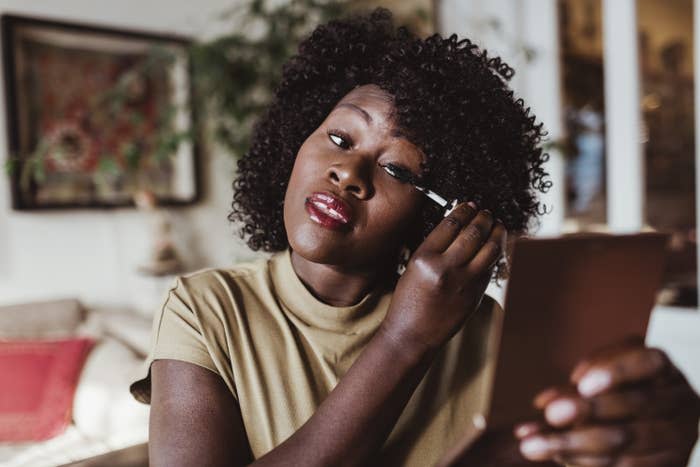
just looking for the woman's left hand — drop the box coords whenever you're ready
[515,341,700,466]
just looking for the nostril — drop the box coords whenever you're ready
[327,165,371,198]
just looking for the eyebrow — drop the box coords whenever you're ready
[335,104,408,140]
[335,103,373,124]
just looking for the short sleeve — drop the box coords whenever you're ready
[129,277,220,404]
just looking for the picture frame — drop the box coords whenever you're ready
[2,14,201,210]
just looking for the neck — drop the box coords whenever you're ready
[289,249,394,307]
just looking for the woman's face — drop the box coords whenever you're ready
[284,84,427,270]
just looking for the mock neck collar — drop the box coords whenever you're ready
[269,248,391,333]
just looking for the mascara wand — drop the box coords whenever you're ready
[380,163,459,217]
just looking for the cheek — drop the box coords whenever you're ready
[289,141,324,183]
[283,145,321,229]
[368,188,423,235]
[283,165,304,227]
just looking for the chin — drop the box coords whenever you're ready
[284,205,401,270]
[287,227,348,265]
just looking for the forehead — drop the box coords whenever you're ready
[334,84,395,117]
[331,84,427,167]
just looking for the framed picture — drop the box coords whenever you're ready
[2,14,200,210]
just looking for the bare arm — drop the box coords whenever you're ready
[149,359,253,467]
[149,330,434,467]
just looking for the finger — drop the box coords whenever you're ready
[527,416,696,462]
[613,450,688,467]
[444,210,495,266]
[519,426,629,461]
[622,417,699,455]
[532,386,587,427]
[575,347,670,397]
[418,201,478,253]
[571,338,645,383]
[544,396,589,427]
[583,381,700,421]
[535,386,570,409]
[543,380,699,430]
[514,421,546,439]
[465,221,506,275]
[554,454,615,467]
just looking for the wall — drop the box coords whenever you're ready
[0,0,265,312]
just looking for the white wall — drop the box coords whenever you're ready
[0,0,265,312]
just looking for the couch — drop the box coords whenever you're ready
[0,298,151,467]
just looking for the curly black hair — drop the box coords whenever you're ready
[230,7,550,278]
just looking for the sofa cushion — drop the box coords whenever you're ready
[0,299,85,339]
[0,338,95,441]
[72,336,149,445]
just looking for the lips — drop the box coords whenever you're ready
[304,191,353,229]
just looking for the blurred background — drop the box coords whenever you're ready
[0,0,698,465]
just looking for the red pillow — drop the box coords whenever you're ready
[0,338,95,441]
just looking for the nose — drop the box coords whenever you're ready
[327,159,373,199]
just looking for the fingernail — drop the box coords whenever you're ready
[483,209,492,217]
[467,201,478,209]
[514,422,538,438]
[546,398,577,424]
[520,437,548,458]
[578,369,611,397]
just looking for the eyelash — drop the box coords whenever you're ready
[326,129,417,182]
[327,129,353,150]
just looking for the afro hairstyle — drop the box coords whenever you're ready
[230,7,551,279]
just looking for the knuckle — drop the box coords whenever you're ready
[443,204,473,227]
[595,427,624,447]
[411,255,446,287]
[461,224,484,244]
[548,433,569,451]
[646,347,670,369]
[433,273,451,291]
[442,215,463,230]
[410,254,433,272]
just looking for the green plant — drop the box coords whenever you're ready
[190,0,350,157]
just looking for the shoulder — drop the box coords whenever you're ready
[180,255,270,288]
[173,255,271,299]
[162,255,275,322]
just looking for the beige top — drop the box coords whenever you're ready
[130,248,501,466]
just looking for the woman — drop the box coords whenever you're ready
[131,9,700,466]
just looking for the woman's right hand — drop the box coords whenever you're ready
[380,201,507,355]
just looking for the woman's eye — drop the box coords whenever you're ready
[328,132,351,149]
[381,163,418,184]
